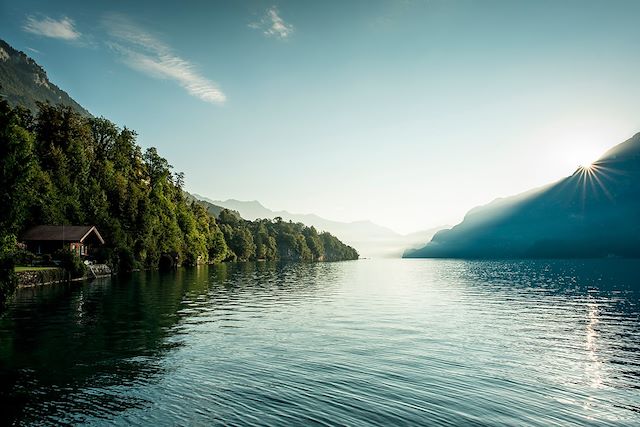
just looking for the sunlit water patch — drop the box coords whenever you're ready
[1,259,639,425]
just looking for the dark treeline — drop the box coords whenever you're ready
[0,100,357,302]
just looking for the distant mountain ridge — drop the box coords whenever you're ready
[405,133,640,258]
[192,195,444,258]
[183,192,231,219]
[194,195,399,237]
[0,39,89,115]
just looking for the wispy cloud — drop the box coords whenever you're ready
[250,6,294,39]
[103,14,226,105]
[23,15,81,40]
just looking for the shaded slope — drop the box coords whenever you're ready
[0,39,89,116]
[183,192,238,219]
[406,133,640,258]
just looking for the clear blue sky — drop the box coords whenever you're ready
[2,0,640,233]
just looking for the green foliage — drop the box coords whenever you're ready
[0,100,358,273]
[218,213,358,262]
[0,99,35,235]
[115,247,135,274]
[54,249,86,279]
[13,248,35,266]
[0,234,17,308]
[207,225,230,263]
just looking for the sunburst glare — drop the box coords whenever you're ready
[574,162,616,203]
[572,146,603,171]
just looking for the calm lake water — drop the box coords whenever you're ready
[1,259,639,426]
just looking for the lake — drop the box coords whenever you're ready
[1,259,639,426]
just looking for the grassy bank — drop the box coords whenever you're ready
[14,266,58,272]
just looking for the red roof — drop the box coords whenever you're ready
[21,225,105,244]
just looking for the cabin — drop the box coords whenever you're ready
[21,225,105,258]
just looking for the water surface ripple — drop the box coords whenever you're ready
[1,259,639,425]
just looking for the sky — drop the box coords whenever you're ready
[2,0,640,234]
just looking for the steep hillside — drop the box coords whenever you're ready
[405,133,640,258]
[0,39,89,115]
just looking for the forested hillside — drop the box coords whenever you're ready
[0,100,358,276]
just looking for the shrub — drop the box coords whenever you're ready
[54,249,86,279]
[0,235,18,308]
[93,247,113,265]
[14,248,35,266]
[114,247,135,274]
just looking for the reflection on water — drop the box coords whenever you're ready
[0,259,639,425]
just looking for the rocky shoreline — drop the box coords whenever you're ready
[16,264,112,288]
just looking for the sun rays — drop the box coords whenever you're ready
[574,162,616,205]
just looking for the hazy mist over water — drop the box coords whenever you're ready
[1,259,639,425]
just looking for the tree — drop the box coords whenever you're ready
[230,227,256,261]
[0,234,17,309]
[0,100,35,234]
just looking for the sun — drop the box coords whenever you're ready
[575,147,602,168]
[574,157,613,201]
[550,125,616,172]
[569,145,603,171]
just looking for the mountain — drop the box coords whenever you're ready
[405,133,640,258]
[0,39,89,115]
[183,192,233,219]
[193,195,445,257]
